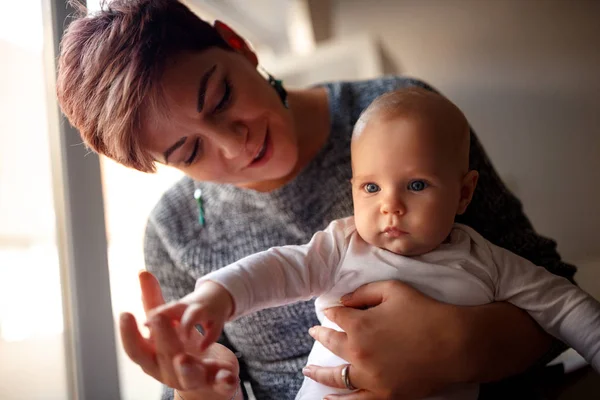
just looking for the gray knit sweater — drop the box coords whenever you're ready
[145,76,575,400]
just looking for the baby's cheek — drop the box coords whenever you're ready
[355,217,377,244]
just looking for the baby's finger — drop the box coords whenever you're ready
[180,304,207,338]
[200,320,225,352]
[180,306,224,350]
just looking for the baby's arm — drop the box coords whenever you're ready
[150,219,348,350]
[199,219,348,320]
[491,242,600,371]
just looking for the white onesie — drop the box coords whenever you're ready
[199,217,600,400]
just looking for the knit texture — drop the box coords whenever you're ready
[144,76,576,400]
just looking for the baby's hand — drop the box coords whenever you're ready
[147,281,234,352]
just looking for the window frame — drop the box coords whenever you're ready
[43,1,121,398]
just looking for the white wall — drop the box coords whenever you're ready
[329,0,600,270]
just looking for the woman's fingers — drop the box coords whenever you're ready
[139,270,166,314]
[308,326,350,360]
[324,390,380,400]
[119,312,160,379]
[303,364,381,400]
[303,363,346,389]
[173,353,208,391]
[148,313,185,388]
[339,281,387,309]
[212,368,239,396]
[303,363,366,395]
[174,355,238,396]
[148,302,188,322]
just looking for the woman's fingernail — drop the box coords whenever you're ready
[302,367,312,377]
[340,293,352,302]
[308,327,316,336]
[179,362,194,376]
[215,370,236,390]
[215,369,233,382]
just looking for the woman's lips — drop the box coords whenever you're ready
[247,131,273,168]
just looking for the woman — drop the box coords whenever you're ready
[57,1,575,399]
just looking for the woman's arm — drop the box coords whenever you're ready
[455,300,554,383]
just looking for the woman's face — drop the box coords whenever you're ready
[140,48,299,187]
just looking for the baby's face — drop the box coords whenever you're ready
[351,115,467,256]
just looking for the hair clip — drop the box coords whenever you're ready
[194,188,205,227]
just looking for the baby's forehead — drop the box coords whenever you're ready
[356,88,467,133]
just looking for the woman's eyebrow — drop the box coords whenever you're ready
[163,136,188,164]
[197,64,218,113]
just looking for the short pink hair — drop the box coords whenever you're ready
[57,0,229,172]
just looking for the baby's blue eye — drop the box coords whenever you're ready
[364,183,380,193]
[408,180,428,191]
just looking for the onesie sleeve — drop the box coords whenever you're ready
[491,242,600,371]
[198,218,351,320]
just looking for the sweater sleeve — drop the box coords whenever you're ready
[198,219,348,320]
[491,242,600,371]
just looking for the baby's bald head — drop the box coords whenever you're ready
[350,88,479,255]
[352,87,471,174]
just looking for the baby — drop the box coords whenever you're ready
[151,88,600,399]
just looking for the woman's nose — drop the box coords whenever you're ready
[380,195,406,215]
[212,122,248,159]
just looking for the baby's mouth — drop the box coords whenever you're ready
[383,227,408,237]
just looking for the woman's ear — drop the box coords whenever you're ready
[456,170,479,215]
[214,20,259,67]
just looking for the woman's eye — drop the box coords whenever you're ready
[364,183,380,193]
[184,138,201,166]
[214,78,232,112]
[408,180,428,191]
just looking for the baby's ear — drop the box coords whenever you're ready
[456,170,479,215]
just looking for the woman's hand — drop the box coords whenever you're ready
[120,271,241,400]
[303,281,461,399]
[302,280,552,399]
